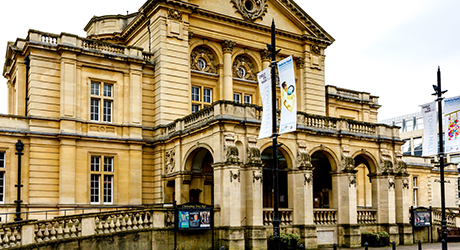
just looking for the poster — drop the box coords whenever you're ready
[189,211,200,228]
[177,204,212,230]
[257,67,273,139]
[444,96,460,154]
[200,211,210,228]
[421,102,438,156]
[277,56,297,134]
[178,211,190,229]
[413,210,431,227]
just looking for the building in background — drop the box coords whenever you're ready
[1,0,458,249]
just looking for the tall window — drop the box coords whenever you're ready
[191,86,212,113]
[90,81,113,123]
[90,156,114,204]
[233,93,252,104]
[0,152,4,204]
[413,177,418,207]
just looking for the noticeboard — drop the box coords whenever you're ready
[412,207,431,227]
[177,204,212,230]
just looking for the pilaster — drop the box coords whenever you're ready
[129,143,143,205]
[60,51,77,118]
[395,173,411,244]
[59,138,76,204]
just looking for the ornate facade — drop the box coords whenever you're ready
[1,0,458,249]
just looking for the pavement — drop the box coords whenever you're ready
[317,242,460,250]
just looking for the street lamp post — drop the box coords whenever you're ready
[433,66,447,250]
[268,19,281,250]
[14,140,24,222]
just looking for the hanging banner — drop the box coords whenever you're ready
[257,67,272,139]
[277,56,297,134]
[444,96,460,154]
[421,102,438,156]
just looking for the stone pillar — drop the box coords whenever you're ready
[214,163,244,250]
[59,138,76,205]
[243,165,265,250]
[222,40,235,101]
[371,173,399,243]
[332,170,360,247]
[261,49,270,69]
[175,174,191,204]
[395,173,412,244]
[15,57,27,116]
[292,168,317,249]
[129,144,143,205]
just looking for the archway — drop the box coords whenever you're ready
[354,154,374,208]
[311,151,333,208]
[262,147,289,208]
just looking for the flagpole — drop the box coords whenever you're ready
[270,19,280,250]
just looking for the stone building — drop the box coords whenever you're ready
[1,0,458,249]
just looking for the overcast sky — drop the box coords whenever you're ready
[1,0,459,120]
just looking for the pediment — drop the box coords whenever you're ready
[188,0,334,44]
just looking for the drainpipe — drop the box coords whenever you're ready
[14,140,24,221]
[24,55,30,116]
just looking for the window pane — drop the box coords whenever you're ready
[0,172,4,203]
[203,88,212,103]
[91,82,100,96]
[451,154,460,164]
[0,152,4,168]
[91,156,101,172]
[103,100,112,123]
[244,94,252,104]
[402,139,411,155]
[104,175,113,203]
[233,93,241,103]
[103,84,113,97]
[91,98,100,121]
[192,87,200,101]
[413,137,422,156]
[104,157,113,172]
[192,104,200,113]
[405,119,413,132]
[416,117,424,130]
[91,174,100,203]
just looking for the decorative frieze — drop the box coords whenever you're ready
[231,0,268,22]
[221,40,236,53]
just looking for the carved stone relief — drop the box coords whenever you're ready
[191,46,217,74]
[349,176,357,187]
[297,141,312,170]
[342,146,355,172]
[260,49,270,61]
[165,149,175,174]
[231,0,268,22]
[380,149,394,173]
[224,133,239,163]
[310,44,322,70]
[304,173,312,185]
[233,54,256,81]
[221,40,236,53]
[168,9,182,20]
[253,170,262,183]
[403,179,409,189]
[247,136,262,165]
[230,170,241,182]
[295,57,305,69]
[388,178,395,189]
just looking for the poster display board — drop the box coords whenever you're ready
[413,208,431,227]
[177,204,212,230]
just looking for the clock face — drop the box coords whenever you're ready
[232,0,267,22]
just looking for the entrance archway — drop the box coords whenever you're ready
[262,147,289,208]
[354,154,375,208]
[312,151,333,208]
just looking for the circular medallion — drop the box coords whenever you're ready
[231,0,268,22]
[237,67,246,78]
[197,58,206,71]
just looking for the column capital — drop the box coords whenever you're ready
[295,57,305,69]
[260,49,270,62]
[221,40,236,53]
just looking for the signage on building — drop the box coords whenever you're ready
[421,102,438,156]
[257,67,273,139]
[411,207,432,227]
[278,56,297,134]
[177,204,212,230]
[444,95,460,154]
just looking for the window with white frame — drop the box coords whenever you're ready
[90,156,114,204]
[413,176,418,207]
[244,94,252,104]
[191,86,212,113]
[0,152,4,203]
[233,93,242,103]
[90,81,113,123]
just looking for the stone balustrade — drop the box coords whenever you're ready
[357,208,377,224]
[263,208,293,226]
[25,30,153,63]
[433,208,458,227]
[313,209,337,225]
[0,207,173,248]
[159,101,397,140]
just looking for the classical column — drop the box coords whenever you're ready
[174,174,191,204]
[332,169,360,247]
[261,49,270,69]
[222,40,236,101]
[395,161,411,244]
[295,57,305,112]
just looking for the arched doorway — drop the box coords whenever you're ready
[312,151,333,208]
[354,154,374,208]
[262,147,289,208]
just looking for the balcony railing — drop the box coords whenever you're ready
[314,209,337,225]
[357,208,377,224]
[263,208,293,226]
